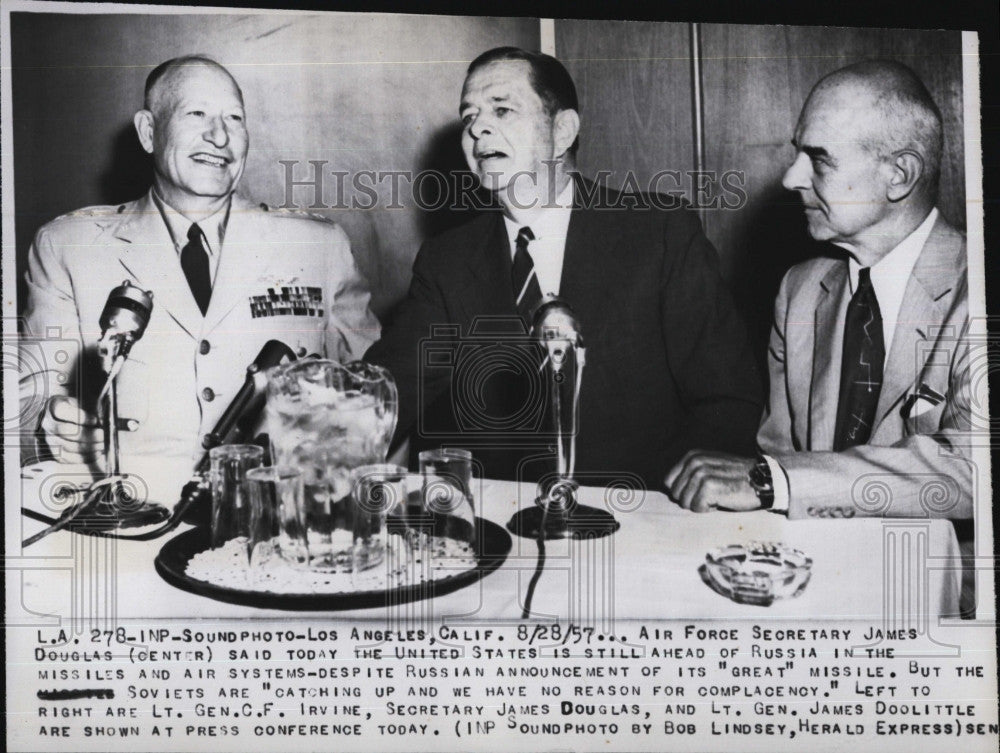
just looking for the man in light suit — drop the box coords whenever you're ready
[666,60,973,520]
[366,47,763,487]
[21,55,379,502]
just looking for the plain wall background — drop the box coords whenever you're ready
[10,11,965,359]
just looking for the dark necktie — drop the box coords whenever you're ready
[181,222,212,315]
[511,226,543,322]
[833,267,885,450]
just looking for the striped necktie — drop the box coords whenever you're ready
[511,226,542,322]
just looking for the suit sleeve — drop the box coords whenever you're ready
[757,271,796,453]
[659,209,764,457]
[324,223,381,362]
[773,295,974,520]
[364,241,454,449]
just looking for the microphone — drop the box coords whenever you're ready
[99,281,154,363]
[25,339,300,544]
[96,282,155,465]
[23,282,163,544]
[531,296,585,372]
[508,295,619,542]
[532,295,582,342]
[199,339,297,462]
[177,340,297,529]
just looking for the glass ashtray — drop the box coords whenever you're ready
[702,542,813,606]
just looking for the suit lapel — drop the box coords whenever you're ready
[872,216,965,430]
[456,177,619,337]
[459,213,521,326]
[810,263,849,449]
[113,191,203,339]
[558,178,610,341]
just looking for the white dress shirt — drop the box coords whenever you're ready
[502,180,575,297]
[767,208,939,512]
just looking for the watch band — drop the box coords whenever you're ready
[748,454,775,510]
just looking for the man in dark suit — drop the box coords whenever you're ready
[666,61,973,521]
[366,47,762,488]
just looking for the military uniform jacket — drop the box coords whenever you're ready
[21,191,380,500]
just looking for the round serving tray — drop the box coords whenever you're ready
[155,518,512,611]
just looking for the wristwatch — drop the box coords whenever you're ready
[747,454,775,510]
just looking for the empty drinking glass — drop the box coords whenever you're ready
[209,444,264,552]
[247,465,306,570]
[418,448,477,553]
[351,464,408,588]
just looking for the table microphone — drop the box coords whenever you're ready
[22,282,161,546]
[42,339,304,541]
[507,296,619,542]
[199,339,297,458]
[177,340,298,528]
[98,280,154,365]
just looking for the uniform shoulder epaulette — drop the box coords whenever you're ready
[260,204,335,225]
[50,204,124,223]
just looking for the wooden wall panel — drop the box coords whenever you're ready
[10,12,539,316]
[555,20,695,195]
[699,24,965,349]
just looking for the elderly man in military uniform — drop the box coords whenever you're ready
[20,55,379,503]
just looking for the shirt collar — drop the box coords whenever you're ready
[502,180,575,256]
[848,207,938,294]
[151,188,231,256]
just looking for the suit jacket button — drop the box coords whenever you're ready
[297,347,307,357]
[199,339,211,355]
[201,387,215,402]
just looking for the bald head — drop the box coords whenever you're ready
[144,55,244,115]
[805,60,943,200]
[134,55,249,215]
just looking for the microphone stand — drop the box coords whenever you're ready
[80,331,171,530]
[507,299,619,540]
[23,283,170,546]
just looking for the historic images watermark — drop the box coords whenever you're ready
[278,160,748,212]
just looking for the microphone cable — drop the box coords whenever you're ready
[520,500,548,619]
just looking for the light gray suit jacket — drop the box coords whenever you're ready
[757,215,974,520]
[20,191,379,502]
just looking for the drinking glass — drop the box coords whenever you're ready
[418,448,477,551]
[209,444,264,551]
[351,464,408,588]
[247,465,306,570]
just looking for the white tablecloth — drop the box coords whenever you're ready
[14,467,962,622]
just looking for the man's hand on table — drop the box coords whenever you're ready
[664,451,760,512]
[39,395,104,468]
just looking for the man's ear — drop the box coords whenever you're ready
[552,109,580,159]
[133,110,155,155]
[885,149,924,202]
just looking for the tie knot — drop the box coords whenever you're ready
[516,226,534,249]
[858,267,872,287]
[187,223,203,243]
